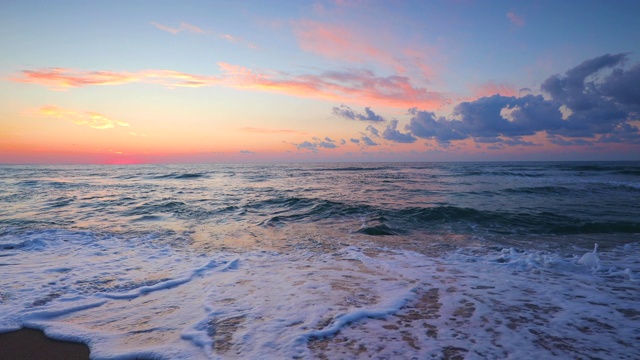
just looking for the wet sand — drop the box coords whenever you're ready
[0,328,89,360]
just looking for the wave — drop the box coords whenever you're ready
[248,197,640,236]
[396,207,640,235]
[502,186,574,195]
[312,166,397,172]
[556,163,640,175]
[149,172,208,180]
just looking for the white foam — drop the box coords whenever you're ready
[1,230,638,359]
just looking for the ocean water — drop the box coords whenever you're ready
[1,162,639,359]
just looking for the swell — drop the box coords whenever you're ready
[149,172,208,180]
[250,196,640,236]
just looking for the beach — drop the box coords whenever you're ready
[0,328,89,360]
[1,162,638,359]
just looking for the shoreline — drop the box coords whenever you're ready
[0,328,90,360]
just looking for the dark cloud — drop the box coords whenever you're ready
[319,140,337,148]
[404,53,640,146]
[366,125,380,137]
[239,150,255,154]
[350,138,360,144]
[382,119,417,143]
[548,136,593,146]
[361,136,378,146]
[540,53,635,137]
[361,107,386,122]
[296,141,318,152]
[294,136,341,152]
[474,137,503,144]
[332,104,386,122]
[405,108,467,143]
[598,123,640,143]
[600,63,640,112]
[502,137,540,147]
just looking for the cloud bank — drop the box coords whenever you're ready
[324,53,639,152]
[401,53,640,147]
[13,53,640,151]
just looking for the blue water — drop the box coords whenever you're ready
[1,162,639,359]
[2,162,639,240]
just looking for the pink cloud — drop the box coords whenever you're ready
[507,11,525,27]
[151,21,257,48]
[218,62,446,109]
[151,22,205,34]
[150,22,182,35]
[13,68,138,88]
[293,20,383,62]
[179,22,206,34]
[292,20,436,80]
[11,68,219,89]
[12,64,447,110]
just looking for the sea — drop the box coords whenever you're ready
[0,162,639,359]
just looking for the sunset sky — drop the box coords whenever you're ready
[2,0,639,164]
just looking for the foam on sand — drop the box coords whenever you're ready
[1,230,639,359]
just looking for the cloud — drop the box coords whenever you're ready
[350,138,360,144]
[406,109,466,143]
[332,104,386,122]
[319,141,337,149]
[293,136,341,152]
[152,21,206,34]
[361,136,378,146]
[151,22,182,35]
[598,125,640,143]
[13,68,139,88]
[366,125,380,137]
[540,53,637,137]
[152,22,257,48]
[507,11,525,27]
[293,20,409,74]
[11,68,219,89]
[292,19,438,82]
[404,53,640,147]
[13,64,445,109]
[220,65,445,109]
[239,150,256,154]
[36,105,129,129]
[296,141,318,152]
[382,119,417,143]
[547,136,593,146]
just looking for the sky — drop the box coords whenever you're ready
[1,0,640,164]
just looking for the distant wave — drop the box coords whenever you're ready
[150,172,208,180]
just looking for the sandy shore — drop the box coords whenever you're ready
[0,328,89,360]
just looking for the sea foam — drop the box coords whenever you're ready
[1,229,639,359]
